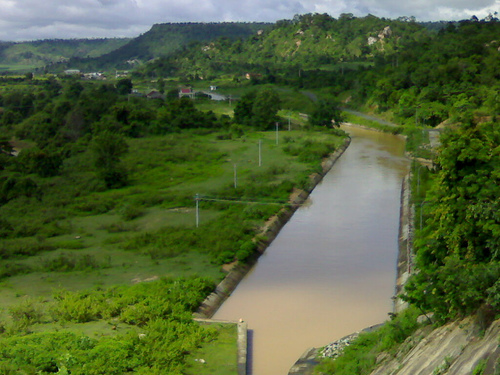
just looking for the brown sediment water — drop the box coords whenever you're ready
[213,126,410,375]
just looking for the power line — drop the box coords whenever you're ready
[194,194,304,227]
[198,196,302,207]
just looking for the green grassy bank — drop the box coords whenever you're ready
[0,125,345,373]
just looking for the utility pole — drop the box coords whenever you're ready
[288,113,291,131]
[276,122,279,145]
[259,139,262,167]
[195,194,200,228]
[234,164,237,189]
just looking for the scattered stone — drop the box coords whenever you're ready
[320,333,359,359]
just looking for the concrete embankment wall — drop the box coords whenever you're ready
[289,126,412,375]
[393,174,413,313]
[194,136,351,320]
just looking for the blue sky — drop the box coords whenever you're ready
[0,0,498,41]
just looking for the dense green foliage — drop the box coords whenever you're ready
[0,70,345,372]
[356,20,500,126]
[0,277,222,374]
[308,100,344,128]
[0,38,130,72]
[233,88,281,129]
[50,22,272,73]
[404,120,500,322]
[142,14,425,80]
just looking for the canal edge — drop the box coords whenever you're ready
[194,136,352,320]
[194,318,248,375]
[288,125,414,375]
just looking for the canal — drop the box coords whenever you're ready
[213,125,410,374]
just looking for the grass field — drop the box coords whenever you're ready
[185,322,238,375]
[0,123,345,373]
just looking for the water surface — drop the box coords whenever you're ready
[214,126,409,374]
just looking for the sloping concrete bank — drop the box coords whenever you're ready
[194,136,351,320]
[289,124,412,375]
[393,173,413,313]
[370,317,500,375]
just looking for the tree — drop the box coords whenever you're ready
[116,78,133,95]
[157,77,166,94]
[233,91,256,126]
[91,132,129,188]
[233,89,281,130]
[251,88,281,130]
[308,100,344,128]
[404,119,500,322]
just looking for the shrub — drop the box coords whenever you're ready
[0,262,32,279]
[51,292,102,323]
[41,253,107,273]
[100,221,138,233]
[0,218,13,238]
[236,241,257,262]
[0,237,55,259]
[120,204,145,221]
[9,298,44,325]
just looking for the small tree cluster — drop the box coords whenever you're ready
[233,88,281,130]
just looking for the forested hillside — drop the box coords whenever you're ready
[0,39,130,72]
[141,14,427,79]
[49,22,272,72]
[142,14,499,128]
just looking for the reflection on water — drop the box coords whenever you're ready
[213,126,410,375]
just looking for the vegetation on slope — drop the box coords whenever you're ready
[49,22,272,73]
[0,39,130,73]
[316,116,500,374]
[0,75,345,373]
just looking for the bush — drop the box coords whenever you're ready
[0,218,13,238]
[51,292,102,323]
[9,298,44,325]
[41,253,107,273]
[120,204,145,221]
[0,237,55,259]
[0,262,32,279]
[236,241,257,262]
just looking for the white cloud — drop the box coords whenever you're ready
[0,0,498,41]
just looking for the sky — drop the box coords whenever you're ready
[0,0,499,41]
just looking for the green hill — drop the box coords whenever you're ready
[140,14,428,79]
[0,38,130,73]
[49,22,273,72]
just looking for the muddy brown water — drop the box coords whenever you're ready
[213,126,410,375]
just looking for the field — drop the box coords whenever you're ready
[0,122,345,373]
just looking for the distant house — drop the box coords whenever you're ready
[129,90,145,98]
[115,70,129,78]
[179,88,195,99]
[245,73,262,80]
[206,92,227,101]
[147,90,165,100]
[64,69,81,76]
[83,72,105,80]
